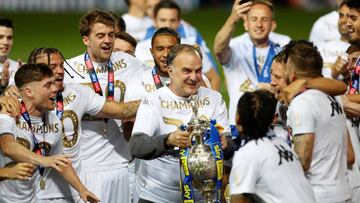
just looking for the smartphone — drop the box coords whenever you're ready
[240,0,251,4]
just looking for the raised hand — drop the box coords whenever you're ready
[0,95,20,118]
[1,60,10,87]
[230,0,253,23]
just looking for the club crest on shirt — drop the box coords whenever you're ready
[239,79,255,92]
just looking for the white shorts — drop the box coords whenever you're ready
[351,187,360,203]
[82,162,129,203]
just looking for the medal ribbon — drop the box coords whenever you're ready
[20,101,46,176]
[252,41,279,83]
[152,66,163,90]
[207,120,223,203]
[55,92,64,119]
[84,52,115,124]
[179,124,195,203]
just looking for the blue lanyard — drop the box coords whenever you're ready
[252,42,279,83]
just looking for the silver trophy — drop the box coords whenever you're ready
[186,95,217,203]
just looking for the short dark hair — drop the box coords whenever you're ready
[151,27,181,47]
[154,0,181,19]
[274,40,316,64]
[15,63,54,89]
[27,47,62,65]
[346,44,360,54]
[107,10,126,32]
[115,32,137,49]
[287,40,323,78]
[167,44,202,66]
[79,9,115,37]
[236,90,277,142]
[0,18,13,29]
[345,0,360,10]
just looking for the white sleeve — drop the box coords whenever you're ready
[0,114,16,137]
[80,85,107,116]
[213,93,231,135]
[132,95,160,137]
[287,97,316,136]
[124,78,146,102]
[229,148,259,195]
[201,49,213,74]
[309,19,325,44]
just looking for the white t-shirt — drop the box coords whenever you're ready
[0,58,18,86]
[65,51,148,167]
[122,14,153,41]
[36,83,106,199]
[317,40,349,78]
[287,89,350,202]
[346,118,360,189]
[124,68,169,102]
[132,86,231,203]
[135,38,212,74]
[0,112,63,203]
[224,32,290,125]
[309,11,340,45]
[230,136,315,203]
[273,102,289,144]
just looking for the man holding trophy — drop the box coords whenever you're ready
[129,44,232,203]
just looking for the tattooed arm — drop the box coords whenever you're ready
[292,133,315,172]
[231,194,252,203]
[96,100,141,120]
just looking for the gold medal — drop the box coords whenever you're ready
[40,179,46,190]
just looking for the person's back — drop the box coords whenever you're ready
[287,89,350,202]
[231,136,315,203]
[229,90,315,203]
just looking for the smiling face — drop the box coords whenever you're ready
[347,8,360,44]
[151,34,179,76]
[36,52,65,92]
[82,22,115,63]
[0,26,13,59]
[168,51,203,97]
[244,3,274,47]
[154,8,180,30]
[23,76,57,112]
[270,60,287,102]
[338,4,350,38]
